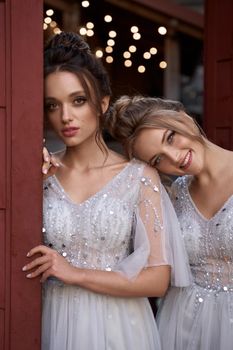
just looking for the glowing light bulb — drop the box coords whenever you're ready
[86,22,94,29]
[143,52,151,59]
[159,61,167,69]
[104,15,112,23]
[46,9,54,16]
[158,26,167,35]
[124,60,132,67]
[96,50,103,58]
[106,56,113,63]
[150,47,157,55]
[131,26,139,33]
[138,65,145,73]
[129,45,137,53]
[82,1,90,8]
[109,30,117,38]
[123,51,131,59]
[133,33,141,40]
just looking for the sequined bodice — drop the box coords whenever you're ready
[43,162,145,272]
[172,176,233,293]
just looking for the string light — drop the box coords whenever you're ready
[79,27,87,35]
[105,46,113,53]
[43,8,169,75]
[46,9,54,16]
[104,15,112,22]
[106,56,113,63]
[133,33,141,40]
[86,29,94,37]
[138,65,146,73]
[81,1,90,8]
[130,26,139,33]
[95,49,103,58]
[50,21,57,28]
[53,28,62,34]
[158,26,167,35]
[159,61,167,69]
[150,47,157,55]
[86,22,94,29]
[109,30,117,38]
[124,60,132,67]
[143,52,151,59]
[107,39,115,46]
[44,17,52,24]
[123,51,131,59]
[129,45,137,53]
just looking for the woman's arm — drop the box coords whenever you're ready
[23,245,170,297]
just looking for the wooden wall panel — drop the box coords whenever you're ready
[204,0,233,149]
[8,0,43,348]
[0,3,5,106]
[0,0,44,349]
[0,109,6,209]
[0,309,4,350]
[0,211,5,309]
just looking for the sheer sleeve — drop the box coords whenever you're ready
[115,165,192,287]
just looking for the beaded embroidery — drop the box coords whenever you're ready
[43,160,162,275]
[172,176,233,320]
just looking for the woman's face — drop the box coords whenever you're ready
[133,128,205,176]
[44,71,109,148]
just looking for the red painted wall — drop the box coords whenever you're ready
[204,0,233,149]
[0,0,43,349]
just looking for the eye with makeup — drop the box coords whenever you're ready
[45,101,59,112]
[150,130,175,167]
[152,155,163,167]
[73,96,87,106]
[167,130,175,144]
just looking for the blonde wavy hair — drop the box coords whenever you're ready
[106,95,206,158]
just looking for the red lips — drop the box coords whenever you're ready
[61,127,79,137]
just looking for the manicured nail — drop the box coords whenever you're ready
[42,168,48,174]
[26,274,32,278]
[22,266,27,271]
[26,252,30,257]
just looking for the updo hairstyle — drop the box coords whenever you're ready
[106,95,206,158]
[44,32,112,150]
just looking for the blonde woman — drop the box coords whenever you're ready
[105,95,233,350]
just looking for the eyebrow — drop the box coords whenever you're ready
[45,90,86,101]
[148,129,168,165]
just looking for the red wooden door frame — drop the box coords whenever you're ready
[204,0,233,149]
[1,0,43,349]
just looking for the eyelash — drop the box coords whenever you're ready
[167,130,175,144]
[152,131,175,167]
[45,96,87,112]
[45,103,58,112]
[73,96,87,105]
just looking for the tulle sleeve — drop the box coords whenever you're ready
[116,165,192,287]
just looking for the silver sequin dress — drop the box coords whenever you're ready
[157,175,233,350]
[42,160,191,350]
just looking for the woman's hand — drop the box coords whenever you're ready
[42,146,60,177]
[22,245,77,284]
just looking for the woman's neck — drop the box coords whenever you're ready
[61,138,110,171]
[195,141,233,184]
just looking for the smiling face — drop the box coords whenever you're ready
[133,128,206,176]
[44,71,109,148]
